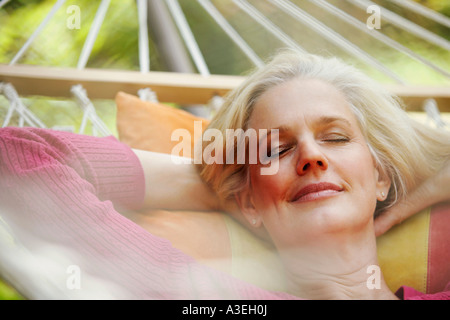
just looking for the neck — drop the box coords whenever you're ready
[279,227,398,300]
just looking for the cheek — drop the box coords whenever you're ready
[340,147,379,211]
[342,144,378,187]
[348,161,376,188]
[249,164,289,208]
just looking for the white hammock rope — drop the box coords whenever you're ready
[77,0,110,70]
[1,0,448,134]
[313,0,449,78]
[137,0,150,73]
[0,0,11,10]
[390,0,450,28]
[269,0,405,84]
[4,0,447,84]
[70,84,112,137]
[0,82,46,129]
[165,0,210,76]
[348,0,450,51]
[197,0,265,68]
[423,99,449,129]
[9,0,67,65]
[0,82,112,135]
[138,88,159,103]
[232,0,307,54]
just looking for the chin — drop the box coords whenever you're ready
[290,204,373,238]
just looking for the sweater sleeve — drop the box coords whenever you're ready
[0,127,145,210]
[0,127,296,300]
[396,282,450,300]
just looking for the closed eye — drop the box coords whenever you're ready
[321,133,350,143]
[324,138,349,143]
[269,145,292,158]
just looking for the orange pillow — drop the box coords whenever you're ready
[115,91,209,157]
[115,92,236,276]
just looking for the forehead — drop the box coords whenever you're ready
[248,78,357,130]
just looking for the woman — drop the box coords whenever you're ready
[198,51,450,230]
[0,51,449,299]
[196,51,450,299]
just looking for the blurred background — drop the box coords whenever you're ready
[1,0,449,78]
[0,0,449,136]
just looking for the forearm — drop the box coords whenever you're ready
[132,149,272,240]
[132,148,221,211]
[0,127,291,299]
[400,160,450,214]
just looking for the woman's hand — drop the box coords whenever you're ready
[374,159,450,236]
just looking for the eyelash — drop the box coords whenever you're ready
[265,133,350,160]
[268,145,292,158]
[323,137,350,143]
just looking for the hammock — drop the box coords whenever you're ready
[0,0,449,300]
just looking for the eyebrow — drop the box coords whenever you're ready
[316,116,352,128]
[260,116,353,142]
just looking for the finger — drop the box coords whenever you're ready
[374,201,410,237]
[374,213,391,237]
[374,180,436,236]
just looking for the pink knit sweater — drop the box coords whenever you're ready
[0,127,297,300]
[1,127,447,300]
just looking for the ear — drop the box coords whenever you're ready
[234,189,262,228]
[375,165,391,201]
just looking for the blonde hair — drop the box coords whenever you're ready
[198,50,450,215]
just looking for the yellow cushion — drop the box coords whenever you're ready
[376,208,430,293]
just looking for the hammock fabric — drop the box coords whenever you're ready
[0,126,298,299]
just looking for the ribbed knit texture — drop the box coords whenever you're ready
[396,283,450,300]
[0,127,297,300]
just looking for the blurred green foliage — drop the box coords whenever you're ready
[1,0,449,78]
[0,279,23,300]
[1,0,141,69]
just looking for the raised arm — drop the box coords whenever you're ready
[0,127,290,299]
[132,148,221,211]
[132,148,272,239]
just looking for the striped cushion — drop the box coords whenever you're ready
[427,203,450,293]
[376,203,450,294]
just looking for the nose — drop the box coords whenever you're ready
[296,138,328,176]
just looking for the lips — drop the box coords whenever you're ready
[291,182,343,203]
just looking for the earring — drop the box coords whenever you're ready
[251,218,257,225]
[381,191,385,198]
